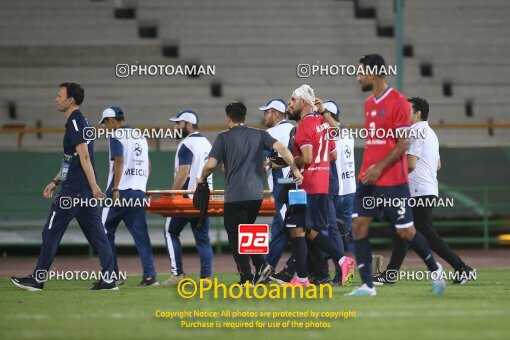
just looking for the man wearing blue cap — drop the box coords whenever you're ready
[259,99,294,270]
[100,106,158,286]
[162,110,213,285]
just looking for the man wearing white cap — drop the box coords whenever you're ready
[100,106,158,286]
[259,99,295,269]
[321,100,356,285]
[162,110,213,285]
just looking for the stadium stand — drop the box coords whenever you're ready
[0,0,508,251]
[1,0,509,149]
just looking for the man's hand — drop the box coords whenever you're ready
[43,182,56,199]
[263,160,271,173]
[361,164,383,184]
[91,183,106,199]
[314,98,324,113]
[292,168,304,185]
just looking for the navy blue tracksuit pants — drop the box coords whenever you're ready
[102,189,156,279]
[164,216,213,278]
[34,190,114,277]
[266,182,289,269]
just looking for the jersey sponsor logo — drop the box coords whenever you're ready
[341,170,355,179]
[238,224,269,254]
[124,168,148,177]
[315,122,330,133]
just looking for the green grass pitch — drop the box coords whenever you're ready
[1,269,509,339]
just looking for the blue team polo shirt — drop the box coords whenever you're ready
[61,109,96,192]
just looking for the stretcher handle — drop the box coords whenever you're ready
[147,189,273,195]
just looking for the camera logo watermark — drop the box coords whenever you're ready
[115,63,215,78]
[297,63,397,78]
[326,127,426,141]
[362,196,454,210]
[384,269,477,283]
[59,196,150,210]
[83,127,183,141]
[34,270,126,282]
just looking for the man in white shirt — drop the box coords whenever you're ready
[162,110,213,285]
[259,98,295,269]
[373,97,475,285]
[323,100,357,285]
[100,106,158,286]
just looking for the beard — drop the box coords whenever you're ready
[177,125,190,139]
[264,117,274,128]
[287,106,302,122]
[361,83,373,92]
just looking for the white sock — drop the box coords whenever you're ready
[339,256,346,265]
[360,283,374,291]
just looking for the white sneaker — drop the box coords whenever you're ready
[431,262,446,295]
[345,283,377,296]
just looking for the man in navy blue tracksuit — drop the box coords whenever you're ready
[11,82,117,291]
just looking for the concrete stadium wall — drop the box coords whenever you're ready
[0,147,508,220]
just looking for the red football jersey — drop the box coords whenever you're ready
[359,87,410,186]
[293,114,333,194]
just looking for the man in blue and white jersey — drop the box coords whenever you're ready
[259,98,295,270]
[100,106,158,286]
[162,110,213,285]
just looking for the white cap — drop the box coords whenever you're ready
[99,106,124,124]
[169,110,199,124]
[324,100,340,115]
[258,98,287,113]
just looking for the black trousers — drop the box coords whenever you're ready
[387,195,465,271]
[224,199,266,279]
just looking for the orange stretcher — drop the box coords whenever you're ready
[145,190,276,217]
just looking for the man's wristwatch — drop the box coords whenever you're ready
[52,179,61,186]
[112,188,119,192]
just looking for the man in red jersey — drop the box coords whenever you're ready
[280,85,350,287]
[346,54,445,296]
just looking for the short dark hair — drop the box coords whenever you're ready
[359,54,386,76]
[408,97,429,121]
[59,82,84,105]
[225,101,246,123]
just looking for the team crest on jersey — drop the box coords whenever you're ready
[380,109,386,117]
[344,145,351,159]
[134,143,142,156]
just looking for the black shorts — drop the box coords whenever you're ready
[285,194,329,230]
[352,181,414,228]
